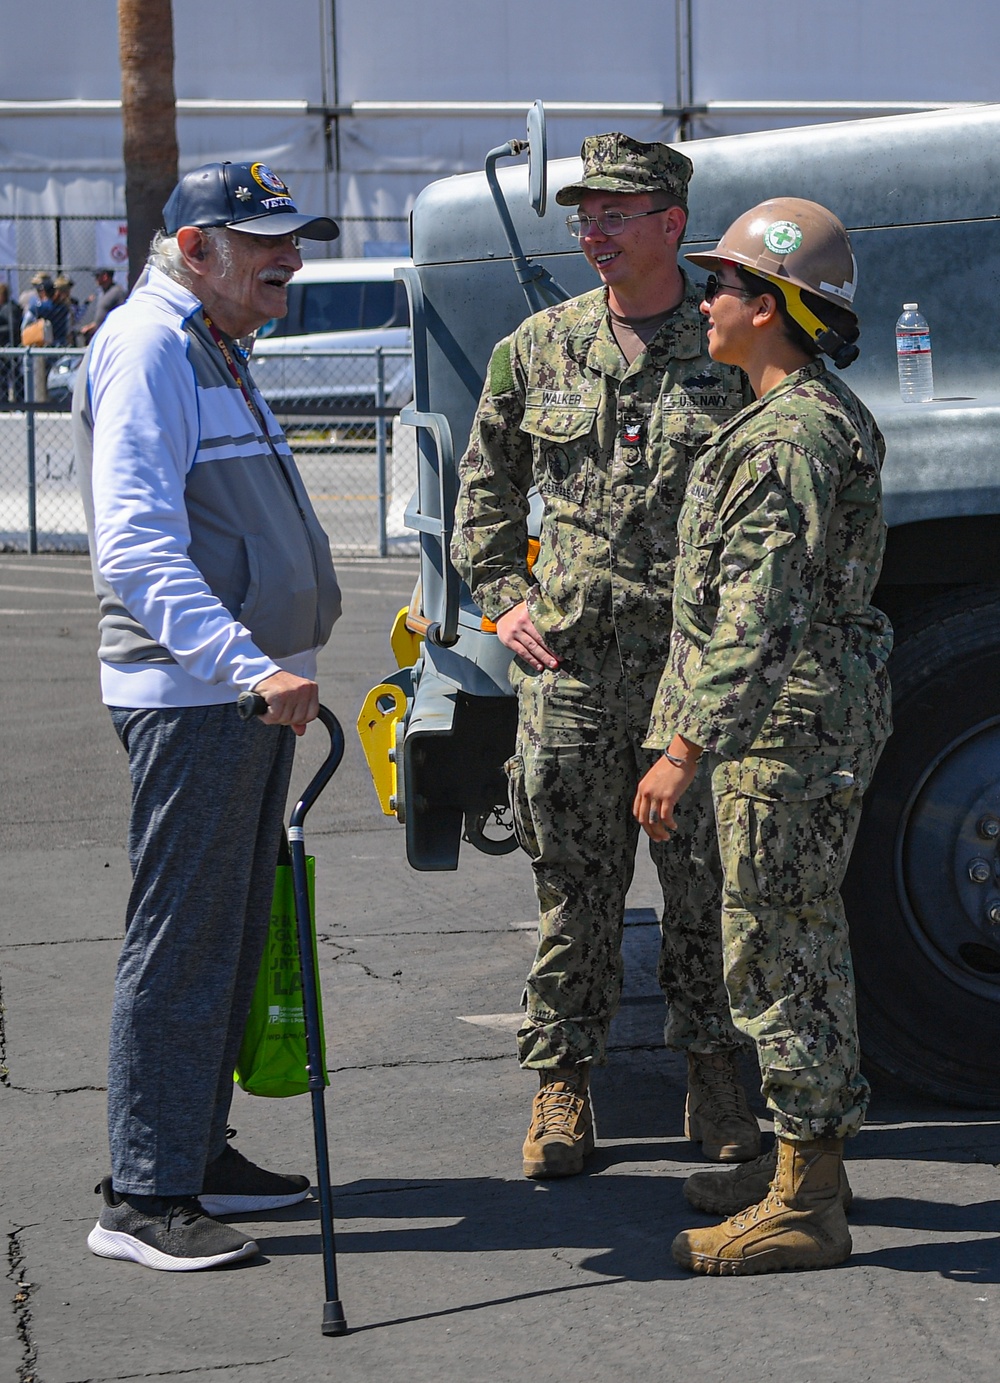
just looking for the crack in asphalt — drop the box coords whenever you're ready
[63,1359,294,1381]
[326,1041,667,1075]
[0,965,9,1086]
[319,937,403,983]
[4,1084,108,1096]
[7,1225,37,1383]
[0,935,123,950]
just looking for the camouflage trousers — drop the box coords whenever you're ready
[711,745,882,1142]
[507,650,738,1069]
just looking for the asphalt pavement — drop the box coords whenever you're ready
[2,551,999,1383]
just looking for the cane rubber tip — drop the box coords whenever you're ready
[322,1300,348,1336]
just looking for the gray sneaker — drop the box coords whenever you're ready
[87,1178,259,1272]
[199,1139,310,1216]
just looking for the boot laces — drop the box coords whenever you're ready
[729,1188,783,1230]
[535,1082,585,1136]
[694,1054,747,1118]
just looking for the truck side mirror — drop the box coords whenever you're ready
[527,99,547,218]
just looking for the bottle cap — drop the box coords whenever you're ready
[903,302,918,310]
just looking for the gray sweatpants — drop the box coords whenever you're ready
[107,704,295,1196]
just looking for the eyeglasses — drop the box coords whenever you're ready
[702,272,756,303]
[237,231,301,250]
[565,207,669,239]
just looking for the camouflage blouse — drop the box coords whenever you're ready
[647,360,893,757]
[451,278,749,671]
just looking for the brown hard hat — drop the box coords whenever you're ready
[686,197,857,313]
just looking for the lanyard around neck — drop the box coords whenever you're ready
[203,313,266,429]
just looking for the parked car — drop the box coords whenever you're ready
[45,353,79,406]
[249,256,413,418]
[46,255,413,415]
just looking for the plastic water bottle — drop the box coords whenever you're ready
[896,303,934,403]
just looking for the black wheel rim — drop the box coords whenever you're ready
[896,711,1000,1000]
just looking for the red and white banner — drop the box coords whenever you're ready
[94,221,128,285]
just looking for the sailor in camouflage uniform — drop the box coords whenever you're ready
[452,134,758,1181]
[633,198,892,1274]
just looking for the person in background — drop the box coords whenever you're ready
[80,267,127,341]
[633,197,892,1275]
[20,269,49,313]
[21,274,60,401]
[52,274,79,344]
[0,282,23,403]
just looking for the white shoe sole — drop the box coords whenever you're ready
[198,1187,310,1216]
[87,1223,258,1272]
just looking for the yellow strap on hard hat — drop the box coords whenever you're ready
[757,273,831,345]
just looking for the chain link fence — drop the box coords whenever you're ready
[0,346,418,557]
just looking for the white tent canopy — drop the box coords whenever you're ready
[0,0,992,270]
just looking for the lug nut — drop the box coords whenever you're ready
[988,902,1000,926]
[979,816,1000,840]
[968,858,992,883]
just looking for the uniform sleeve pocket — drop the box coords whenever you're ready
[676,520,723,604]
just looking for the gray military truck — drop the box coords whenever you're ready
[357,102,1000,1108]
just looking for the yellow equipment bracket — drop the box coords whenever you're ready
[356,682,407,816]
[391,604,424,669]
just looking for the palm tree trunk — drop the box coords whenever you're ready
[118,0,178,286]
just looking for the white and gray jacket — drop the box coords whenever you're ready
[75,266,341,708]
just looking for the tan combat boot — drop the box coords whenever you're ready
[683,1142,853,1216]
[672,1136,851,1275]
[684,1051,761,1162]
[522,1066,595,1179]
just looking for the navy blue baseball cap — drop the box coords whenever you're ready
[163,161,339,240]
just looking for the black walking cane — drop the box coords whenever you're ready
[238,691,348,1336]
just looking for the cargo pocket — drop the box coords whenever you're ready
[731,754,860,910]
[504,753,541,861]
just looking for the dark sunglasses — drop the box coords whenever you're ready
[703,272,756,303]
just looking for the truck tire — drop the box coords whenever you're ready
[845,587,1000,1106]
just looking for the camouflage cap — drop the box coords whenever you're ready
[555,132,693,207]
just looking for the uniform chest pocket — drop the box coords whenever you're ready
[521,400,598,504]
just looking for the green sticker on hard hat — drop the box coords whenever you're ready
[763,221,803,255]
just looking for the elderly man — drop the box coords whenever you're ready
[75,161,342,1271]
[452,133,758,1180]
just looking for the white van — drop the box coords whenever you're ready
[46,255,413,415]
[249,256,413,418]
